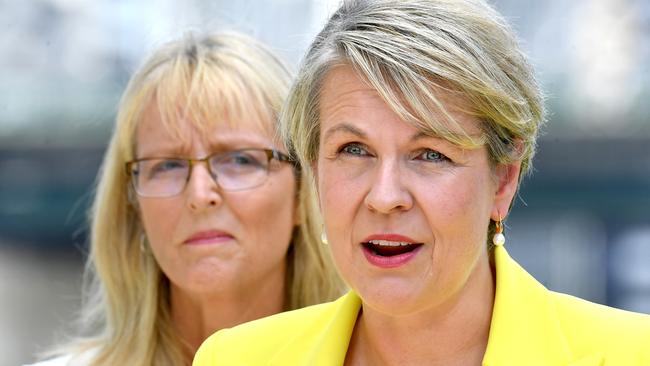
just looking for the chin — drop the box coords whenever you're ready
[355,281,432,315]
[180,267,229,291]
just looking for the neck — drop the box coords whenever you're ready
[346,257,495,366]
[170,267,286,363]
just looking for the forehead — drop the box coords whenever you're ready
[135,99,278,152]
[319,65,483,136]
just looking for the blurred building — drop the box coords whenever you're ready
[1,0,649,365]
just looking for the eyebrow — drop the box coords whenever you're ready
[322,123,367,142]
[411,131,433,141]
[137,140,273,159]
[322,122,480,148]
[412,129,484,147]
[323,123,440,142]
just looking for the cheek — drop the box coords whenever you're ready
[138,199,182,249]
[236,175,297,247]
[319,175,345,237]
[435,168,493,213]
[318,164,367,276]
[318,163,365,225]
[423,174,493,246]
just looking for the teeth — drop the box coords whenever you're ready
[368,239,412,247]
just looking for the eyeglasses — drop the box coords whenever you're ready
[125,148,293,197]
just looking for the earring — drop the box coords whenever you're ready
[320,231,329,245]
[493,215,505,247]
[140,232,149,254]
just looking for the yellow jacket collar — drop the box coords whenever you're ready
[482,245,603,366]
[269,291,361,365]
[269,246,604,365]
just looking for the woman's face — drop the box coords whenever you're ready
[135,102,297,298]
[316,65,519,315]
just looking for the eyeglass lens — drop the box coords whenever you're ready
[132,149,274,197]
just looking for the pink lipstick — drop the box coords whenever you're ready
[361,234,423,268]
[183,230,233,245]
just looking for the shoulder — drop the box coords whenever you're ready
[550,291,650,337]
[194,292,359,365]
[550,291,650,359]
[488,246,650,364]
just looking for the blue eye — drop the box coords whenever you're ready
[153,159,186,172]
[416,149,448,162]
[341,143,369,156]
[233,154,253,165]
[142,159,188,180]
[214,150,268,175]
[228,152,264,167]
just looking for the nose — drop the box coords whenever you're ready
[364,159,413,214]
[185,162,222,211]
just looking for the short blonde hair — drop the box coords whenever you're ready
[283,0,545,178]
[61,32,343,365]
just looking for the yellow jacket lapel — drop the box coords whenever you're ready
[483,246,573,365]
[269,292,361,366]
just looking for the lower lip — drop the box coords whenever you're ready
[184,236,233,245]
[361,244,423,268]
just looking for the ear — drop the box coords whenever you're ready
[491,159,522,221]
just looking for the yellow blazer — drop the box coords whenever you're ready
[194,246,650,365]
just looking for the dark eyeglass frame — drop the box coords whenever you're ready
[125,148,294,197]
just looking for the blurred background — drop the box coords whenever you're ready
[1,0,649,364]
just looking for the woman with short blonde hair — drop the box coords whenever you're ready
[283,0,544,243]
[29,31,343,366]
[195,1,650,365]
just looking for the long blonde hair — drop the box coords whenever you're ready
[59,31,343,365]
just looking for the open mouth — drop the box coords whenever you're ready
[363,239,423,257]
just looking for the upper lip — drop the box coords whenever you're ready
[183,230,233,244]
[361,233,420,244]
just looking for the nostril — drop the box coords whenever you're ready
[364,177,412,213]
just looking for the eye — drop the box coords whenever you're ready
[415,149,449,163]
[232,154,254,165]
[217,150,267,171]
[143,159,188,180]
[340,143,370,156]
[234,151,264,166]
[151,159,186,173]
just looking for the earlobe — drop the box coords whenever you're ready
[491,160,522,221]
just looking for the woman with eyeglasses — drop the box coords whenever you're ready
[27,32,343,366]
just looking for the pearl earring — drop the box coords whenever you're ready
[493,216,505,247]
[320,231,329,245]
